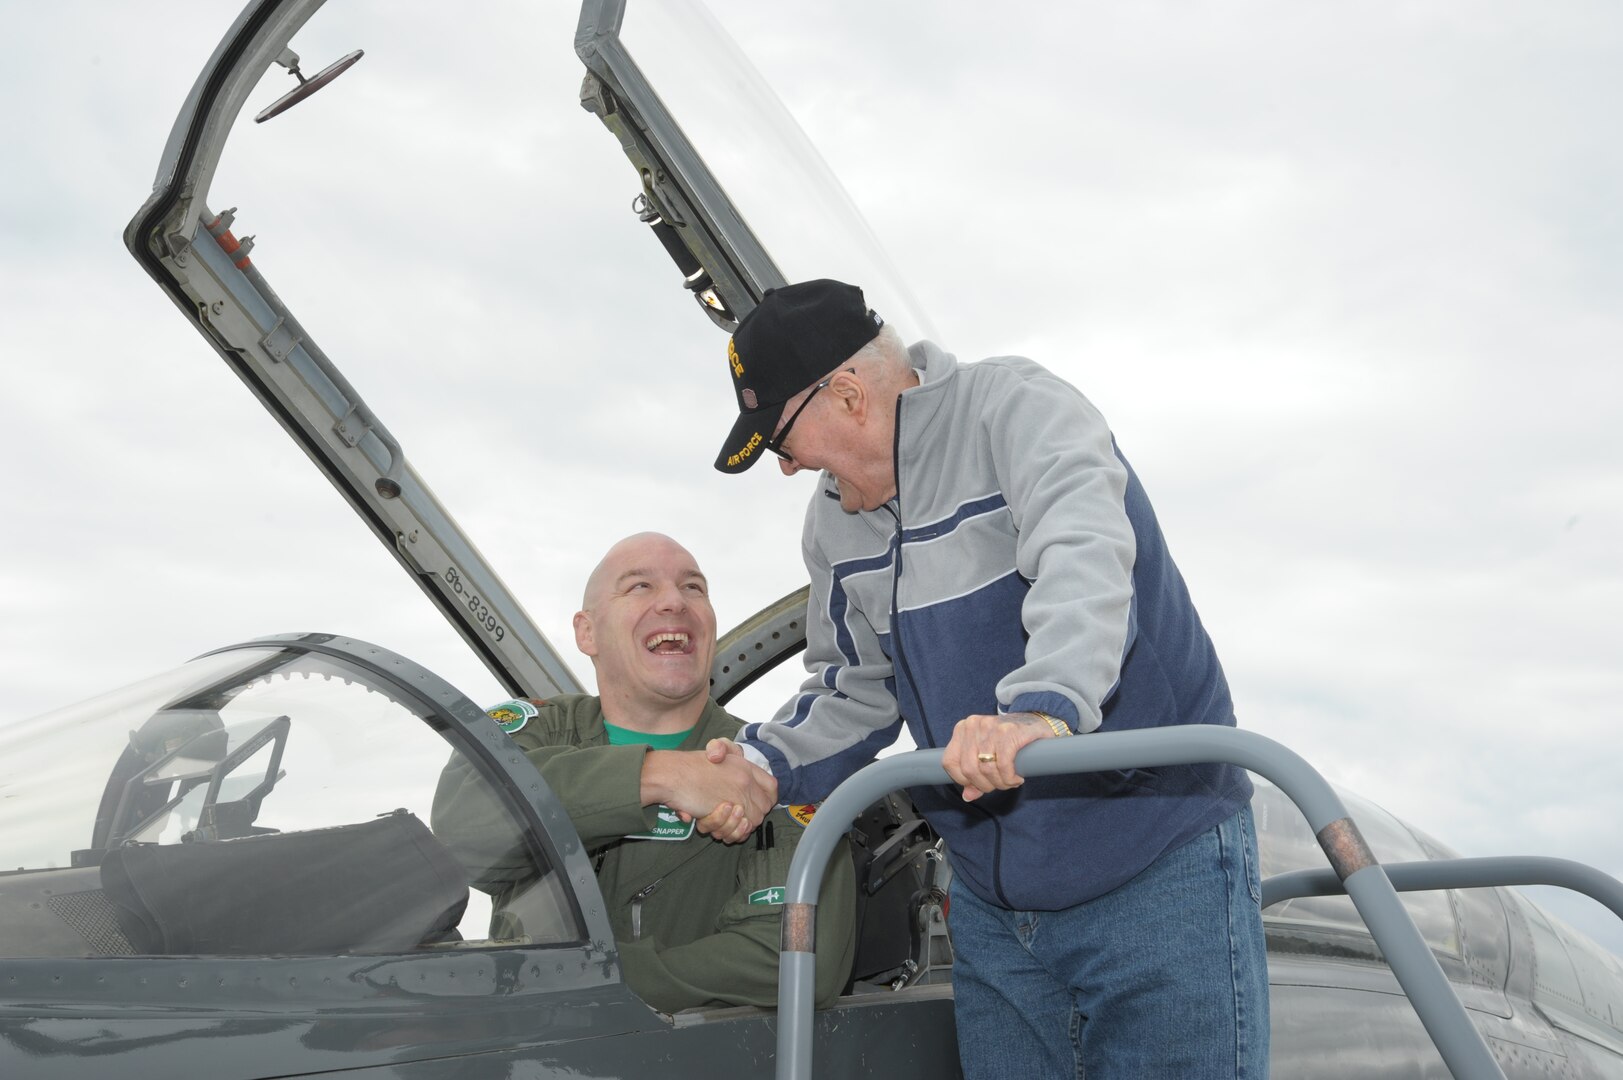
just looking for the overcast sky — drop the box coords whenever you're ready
[2,1,1620,957]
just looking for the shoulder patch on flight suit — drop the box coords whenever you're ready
[485,698,540,735]
[748,886,787,906]
[786,804,819,827]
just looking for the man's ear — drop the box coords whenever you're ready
[572,609,597,657]
[829,369,867,422]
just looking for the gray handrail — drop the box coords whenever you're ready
[1263,855,1623,922]
[775,726,1506,1080]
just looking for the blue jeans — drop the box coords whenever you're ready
[947,805,1269,1079]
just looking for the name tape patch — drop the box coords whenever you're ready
[627,805,697,842]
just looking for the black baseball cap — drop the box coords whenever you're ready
[714,279,884,474]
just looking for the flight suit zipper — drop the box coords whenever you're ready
[618,838,714,940]
[629,878,661,941]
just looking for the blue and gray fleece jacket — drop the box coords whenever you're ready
[739,342,1252,911]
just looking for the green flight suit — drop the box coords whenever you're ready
[434,694,856,1013]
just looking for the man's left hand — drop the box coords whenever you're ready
[941,713,1061,802]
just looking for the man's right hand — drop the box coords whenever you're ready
[641,749,777,844]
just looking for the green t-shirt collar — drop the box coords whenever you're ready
[604,720,694,750]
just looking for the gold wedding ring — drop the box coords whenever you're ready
[976,751,998,764]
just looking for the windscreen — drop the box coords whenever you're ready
[1255,780,1461,957]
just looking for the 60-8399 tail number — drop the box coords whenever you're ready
[443,566,507,641]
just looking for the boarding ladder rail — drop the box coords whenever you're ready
[1262,855,1623,921]
[775,725,1517,1080]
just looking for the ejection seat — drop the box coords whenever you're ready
[843,792,952,991]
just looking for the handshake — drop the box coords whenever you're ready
[641,737,777,844]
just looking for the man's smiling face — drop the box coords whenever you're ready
[771,368,899,513]
[574,533,717,714]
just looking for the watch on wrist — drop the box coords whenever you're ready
[1031,711,1073,738]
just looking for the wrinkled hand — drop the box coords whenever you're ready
[643,748,777,844]
[940,713,1058,802]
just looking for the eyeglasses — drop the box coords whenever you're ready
[766,369,851,463]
